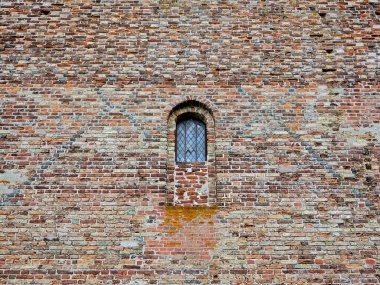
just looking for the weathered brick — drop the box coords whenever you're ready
[0,0,379,284]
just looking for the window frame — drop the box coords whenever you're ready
[175,115,207,163]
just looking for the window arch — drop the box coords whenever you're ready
[176,116,206,162]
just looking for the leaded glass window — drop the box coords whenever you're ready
[176,118,206,162]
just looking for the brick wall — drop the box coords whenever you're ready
[0,0,379,284]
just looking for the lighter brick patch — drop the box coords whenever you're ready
[121,240,140,248]
[342,123,380,141]
[278,165,298,173]
[0,170,28,195]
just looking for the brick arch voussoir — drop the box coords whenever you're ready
[166,96,218,122]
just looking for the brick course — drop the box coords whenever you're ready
[0,0,379,284]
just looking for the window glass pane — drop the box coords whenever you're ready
[197,122,206,161]
[177,121,186,162]
[185,119,197,162]
[176,117,206,162]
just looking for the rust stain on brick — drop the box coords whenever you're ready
[145,205,219,258]
[163,205,218,233]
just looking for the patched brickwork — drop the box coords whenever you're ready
[0,0,379,284]
[173,163,210,205]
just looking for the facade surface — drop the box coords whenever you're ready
[0,0,379,284]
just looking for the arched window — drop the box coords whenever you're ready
[167,99,216,206]
[176,117,206,162]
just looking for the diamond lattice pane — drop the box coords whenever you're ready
[176,118,207,162]
[186,120,197,161]
[185,119,197,162]
[197,122,206,161]
[176,122,186,162]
